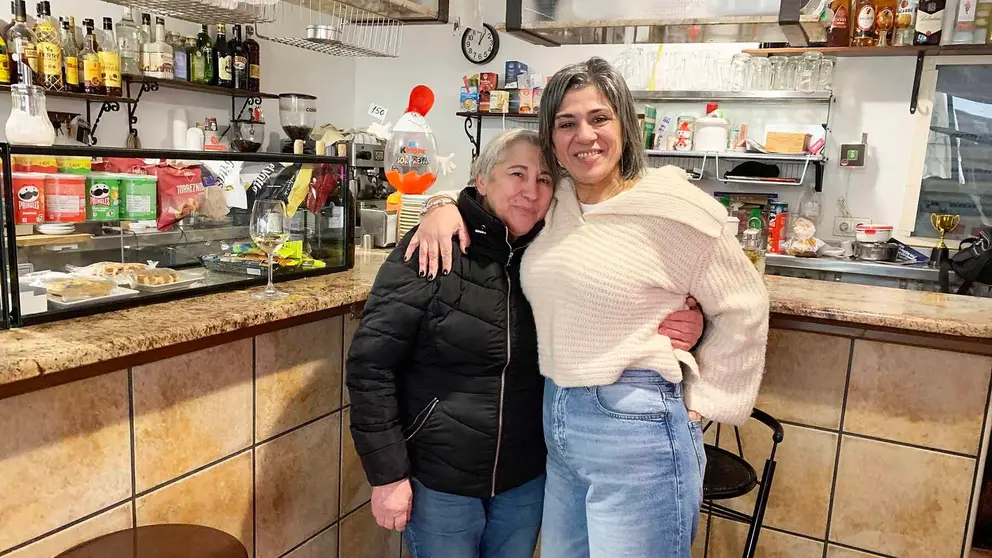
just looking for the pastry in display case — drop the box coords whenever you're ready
[0,144,353,328]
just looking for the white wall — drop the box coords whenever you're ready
[351,20,924,240]
[4,0,355,149]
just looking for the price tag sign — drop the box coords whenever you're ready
[368,103,388,123]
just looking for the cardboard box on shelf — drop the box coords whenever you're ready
[519,88,536,113]
[533,88,543,112]
[479,72,498,112]
[765,132,811,154]
[505,61,529,88]
[490,90,510,113]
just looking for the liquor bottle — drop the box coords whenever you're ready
[142,17,173,80]
[915,0,946,44]
[2,2,15,42]
[98,17,120,96]
[8,0,35,86]
[139,12,151,73]
[115,9,141,76]
[951,0,977,43]
[876,0,898,44]
[214,24,231,88]
[67,15,80,46]
[80,19,103,95]
[829,0,853,46]
[0,24,9,84]
[60,18,79,92]
[193,24,214,85]
[894,0,919,45]
[169,32,187,81]
[32,0,58,89]
[245,25,260,92]
[230,24,248,90]
[852,0,878,46]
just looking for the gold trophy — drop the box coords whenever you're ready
[929,213,960,268]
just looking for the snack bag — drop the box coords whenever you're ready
[787,217,821,258]
[150,164,206,231]
[98,158,156,174]
[247,163,300,207]
[202,160,247,210]
[305,164,341,215]
[385,85,440,195]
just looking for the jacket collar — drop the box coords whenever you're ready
[458,187,544,263]
[553,166,726,239]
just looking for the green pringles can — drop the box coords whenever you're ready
[86,174,121,221]
[119,175,158,221]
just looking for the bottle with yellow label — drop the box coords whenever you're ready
[60,18,79,92]
[33,0,61,90]
[8,0,36,85]
[0,32,11,84]
[97,17,121,96]
[80,19,103,95]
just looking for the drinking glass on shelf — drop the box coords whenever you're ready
[787,56,804,90]
[749,57,772,90]
[729,53,751,92]
[818,57,835,92]
[250,199,290,301]
[714,58,732,90]
[798,51,823,93]
[771,57,790,90]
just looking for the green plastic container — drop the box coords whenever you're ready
[86,174,121,221]
[119,175,157,221]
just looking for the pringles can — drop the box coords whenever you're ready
[768,201,789,254]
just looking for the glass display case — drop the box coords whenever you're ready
[0,144,353,329]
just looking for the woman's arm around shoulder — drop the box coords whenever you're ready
[346,236,440,486]
[684,229,770,426]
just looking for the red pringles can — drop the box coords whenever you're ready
[768,201,789,254]
[13,173,46,225]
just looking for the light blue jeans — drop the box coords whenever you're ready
[404,475,546,558]
[541,370,706,558]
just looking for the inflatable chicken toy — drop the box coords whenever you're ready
[385,85,442,195]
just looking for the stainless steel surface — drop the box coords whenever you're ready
[98,0,277,24]
[853,241,899,262]
[631,90,832,103]
[766,254,937,281]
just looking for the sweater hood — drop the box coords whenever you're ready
[556,165,728,239]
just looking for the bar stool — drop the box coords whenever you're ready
[55,524,247,558]
[700,408,784,558]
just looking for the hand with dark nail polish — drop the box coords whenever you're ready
[427,274,435,281]
[418,271,426,278]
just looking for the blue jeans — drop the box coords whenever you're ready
[404,474,546,558]
[541,370,706,558]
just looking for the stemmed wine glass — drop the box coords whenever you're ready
[250,199,290,301]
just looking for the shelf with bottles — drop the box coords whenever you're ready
[0,83,136,104]
[121,74,279,100]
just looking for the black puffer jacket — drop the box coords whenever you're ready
[346,188,546,498]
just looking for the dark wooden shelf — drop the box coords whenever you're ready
[0,84,135,104]
[123,74,279,99]
[746,44,992,57]
[456,111,539,119]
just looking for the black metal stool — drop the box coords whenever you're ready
[700,408,784,558]
[55,524,248,558]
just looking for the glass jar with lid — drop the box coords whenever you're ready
[740,217,766,275]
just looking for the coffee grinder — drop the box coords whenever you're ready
[279,93,318,153]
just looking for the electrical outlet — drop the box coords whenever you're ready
[833,217,871,237]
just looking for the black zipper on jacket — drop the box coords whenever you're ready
[491,233,516,497]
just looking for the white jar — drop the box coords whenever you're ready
[694,117,730,153]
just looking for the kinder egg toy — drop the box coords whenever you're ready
[385,85,439,195]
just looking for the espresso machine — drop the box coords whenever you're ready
[346,132,396,246]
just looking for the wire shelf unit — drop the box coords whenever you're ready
[256,0,403,58]
[99,0,279,24]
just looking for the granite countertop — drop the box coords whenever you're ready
[1,253,990,390]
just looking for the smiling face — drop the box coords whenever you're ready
[17,185,39,202]
[476,141,554,239]
[552,85,624,190]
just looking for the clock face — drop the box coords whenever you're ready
[462,24,498,65]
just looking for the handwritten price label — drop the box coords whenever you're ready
[368,103,388,122]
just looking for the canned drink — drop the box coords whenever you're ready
[769,201,789,254]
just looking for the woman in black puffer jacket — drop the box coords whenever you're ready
[346,130,701,558]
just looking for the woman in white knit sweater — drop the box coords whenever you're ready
[407,57,769,557]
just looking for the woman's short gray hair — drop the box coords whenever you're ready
[539,57,646,181]
[470,128,544,183]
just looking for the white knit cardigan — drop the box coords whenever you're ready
[520,166,770,425]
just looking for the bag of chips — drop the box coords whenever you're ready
[305,164,341,215]
[149,164,206,231]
